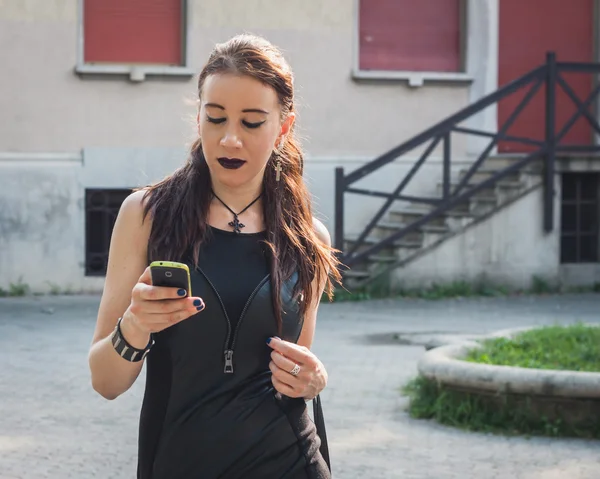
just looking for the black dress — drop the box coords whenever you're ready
[137,227,330,479]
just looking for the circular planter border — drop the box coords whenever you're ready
[417,324,600,399]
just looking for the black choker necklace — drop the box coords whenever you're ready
[212,190,262,234]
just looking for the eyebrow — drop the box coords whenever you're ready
[204,103,269,114]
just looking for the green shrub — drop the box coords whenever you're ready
[403,376,600,438]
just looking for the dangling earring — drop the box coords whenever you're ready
[275,140,284,182]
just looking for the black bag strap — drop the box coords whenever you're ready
[312,394,331,471]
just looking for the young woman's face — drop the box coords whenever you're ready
[198,73,293,190]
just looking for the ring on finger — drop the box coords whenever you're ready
[289,363,301,376]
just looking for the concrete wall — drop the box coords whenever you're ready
[0,153,564,294]
[0,0,481,156]
[393,176,561,290]
[0,150,477,294]
[3,0,570,293]
[0,149,186,293]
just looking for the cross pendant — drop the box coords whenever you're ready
[228,215,245,234]
[275,162,283,182]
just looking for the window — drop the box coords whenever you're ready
[358,0,463,72]
[85,189,132,276]
[355,0,471,85]
[560,173,599,263]
[76,0,193,81]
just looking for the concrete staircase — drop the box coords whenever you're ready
[343,156,544,288]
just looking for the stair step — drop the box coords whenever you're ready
[343,270,371,279]
[452,194,496,205]
[423,224,449,233]
[376,221,449,234]
[344,234,422,249]
[390,206,431,216]
[472,195,497,203]
[368,254,398,263]
[486,155,544,172]
[436,181,523,203]
[446,209,476,218]
[389,207,475,223]
[438,179,523,190]
[459,168,521,183]
[485,156,524,169]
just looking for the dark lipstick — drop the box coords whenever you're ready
[217,157,246,169]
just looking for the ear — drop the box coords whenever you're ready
[196,112,201,135]
[275,112,296,148]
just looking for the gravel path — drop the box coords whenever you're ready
[1,294,599,478]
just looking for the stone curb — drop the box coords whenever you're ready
[417,325,600,399]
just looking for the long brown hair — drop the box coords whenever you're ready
[141,34,341,329]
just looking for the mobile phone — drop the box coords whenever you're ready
[149,261,192,296]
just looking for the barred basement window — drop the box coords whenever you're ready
[85,188,132,276]
[560,173,599,263]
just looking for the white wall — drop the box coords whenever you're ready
[7,0,561,294]
[0,0,478,156]
[392,175,561,289]
[0,149,188,292]
[0,153,563,294]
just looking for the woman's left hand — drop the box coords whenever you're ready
[266,337,327,400]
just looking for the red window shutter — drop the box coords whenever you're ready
[359,0,461,72]
[84,0,182,65]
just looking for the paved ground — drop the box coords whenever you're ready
[1,293,600,479]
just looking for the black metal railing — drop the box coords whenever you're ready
[335,52,600,269]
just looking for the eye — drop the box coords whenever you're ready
[207,116,226,124]
[243,120,266,129]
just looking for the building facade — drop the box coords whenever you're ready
[1,0,598,293]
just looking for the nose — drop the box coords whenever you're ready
[220,127,242,149]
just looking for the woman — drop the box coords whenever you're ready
[88,34,341,479]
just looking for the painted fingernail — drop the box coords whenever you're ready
[266,337,272,344]
[178,289,186,296]
[193,299,201,306]
[196,305,205,311]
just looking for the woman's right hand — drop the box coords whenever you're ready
[120,266,205,347]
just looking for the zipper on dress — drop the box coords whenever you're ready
[222,274,270,374]
[224,349,234,373]
[196,267,233,369]
[229,275,270,353]
[197,267,270,374]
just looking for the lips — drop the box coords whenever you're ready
[217,157,246,169]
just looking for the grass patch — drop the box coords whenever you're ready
[45,281,76,295]
[403,324,600,438]
[396,281,509,300]
[47,281,63,296]
[328,272,393,302]
[0,278,30,297]
[329,275,600,303]
[530,275,555,294]
[402,376,600,439]
[466,323,600,373]
[330,279,514,302]
[0,280,78,297]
